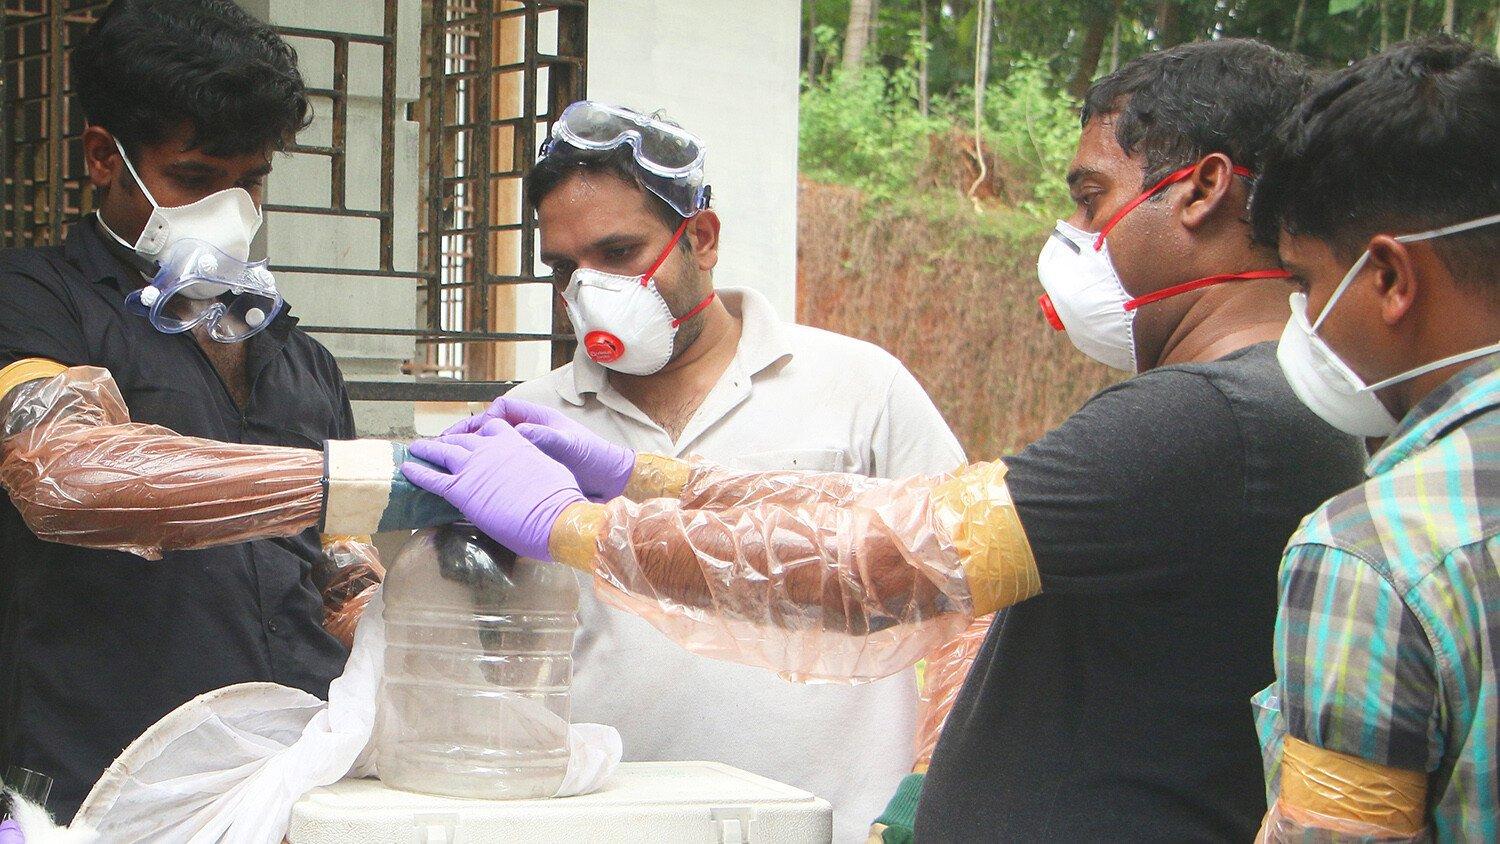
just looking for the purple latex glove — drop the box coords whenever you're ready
[403,419,586,562]
[447,397,635,502]
[0,819,22,844]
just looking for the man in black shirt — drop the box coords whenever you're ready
[906,40,1368,841]
[0,0,355,822]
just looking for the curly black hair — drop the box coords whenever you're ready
[75,0,311,156]
[1250,36,1500,281]
[1081,39,1313,188]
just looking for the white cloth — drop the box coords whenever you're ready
[508,287,966,843]
[62,591,621,843]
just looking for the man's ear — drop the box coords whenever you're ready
[1365,234,1419,327]
[686,209,720,273]
[82,125,123,190]
[1179,152,1237,232]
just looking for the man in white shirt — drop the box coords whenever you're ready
[494,104,964,841]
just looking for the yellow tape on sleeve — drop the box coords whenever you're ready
[1280,736,1427,835]
[0,358,67,402]
[929,460,1041,616]
[549,501,608,572]
[623,453,693,501]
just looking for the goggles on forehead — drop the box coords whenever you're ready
[540,100,710,218]
[124,238,283,343]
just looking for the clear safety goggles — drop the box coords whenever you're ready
[124,238,283,342]
[540,100,710,218]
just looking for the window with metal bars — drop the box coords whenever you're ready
[413,0,586,390]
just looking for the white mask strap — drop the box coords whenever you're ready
[1395,211,1500,244]
[1366,343,1500,392]
[1311,211,1500,333]
[112,137,161,209]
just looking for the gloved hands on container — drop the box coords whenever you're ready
[404,420,588,562]
[444,397,635,503]
[0,819,20,844]
[404,400,1041,684]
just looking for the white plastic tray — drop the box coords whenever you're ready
[288,760,833,843]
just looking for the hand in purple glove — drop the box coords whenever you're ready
[447,397,635,503]
[0,819,22,844]
[402,419,586,562]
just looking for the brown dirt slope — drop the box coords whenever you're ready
[796,179,1117,460]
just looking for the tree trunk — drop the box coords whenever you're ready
[843,0,874,72]
[969,0,994,209]
[1069,14,1111,99]
[1155,0,1183,47]
[1291,0,1308,50]
[1380,0,1391,48]
[1109,0,1123,72]
[919,0,931,117]
[1442,0,1456,32]
[1404,0,1416,37]
[805,4,818,78]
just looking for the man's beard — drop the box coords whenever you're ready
[663,267,712,363]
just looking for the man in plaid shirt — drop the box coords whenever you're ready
[1248,36,1500,840]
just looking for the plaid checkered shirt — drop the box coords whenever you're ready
[1254,353,1500,840]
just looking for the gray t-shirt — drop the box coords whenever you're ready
[917,342,1367,842]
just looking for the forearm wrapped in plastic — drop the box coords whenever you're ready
[1257,737,1429,843]
[913,612,992,768]
[0,363,323,560]
[553,459,1039,683]
[319,535,385,649]
[0,361,460,560]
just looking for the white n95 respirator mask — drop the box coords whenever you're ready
[1277,211,1500,437]
[561,216,715,376]
[100,137,264,266]
[1036,162,1289,373]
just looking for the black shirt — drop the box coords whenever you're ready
[0,219,354,822]
[916,343,1366,842]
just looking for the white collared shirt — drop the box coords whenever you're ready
[508,287,965,842]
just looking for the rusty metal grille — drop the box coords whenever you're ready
[0,0,109,249]
[415,0,586,385]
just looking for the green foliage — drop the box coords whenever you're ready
[800,51,1079,216]
[980,59,1080,213]
[799,63,946,201]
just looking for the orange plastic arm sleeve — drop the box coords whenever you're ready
[318,535,385,649]
[912,612,992,769]
[551,460,1039,683]
[0,363,322,560]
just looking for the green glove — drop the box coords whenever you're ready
[872,772,924,844]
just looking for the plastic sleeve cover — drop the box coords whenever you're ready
[1257,737,1428,843]
[912,613,992,769]
[0,364,322,560]
[319,535,385,650]
[555,459,1039,684]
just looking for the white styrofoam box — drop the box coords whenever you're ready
[287,761,833,844]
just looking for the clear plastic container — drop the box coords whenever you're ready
[377,525,579,799]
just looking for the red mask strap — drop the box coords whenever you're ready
[1093,163,1255,251]
[670,290,716,328]
[642,216,694,286]
[1123,268,1291,312]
